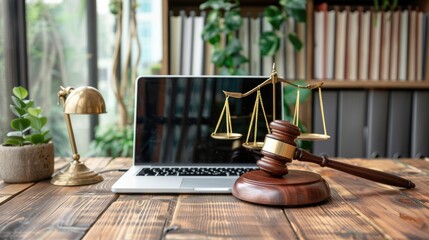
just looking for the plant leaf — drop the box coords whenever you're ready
[25,114,43,130]
[10,118,31,131]
[264,5,284,30]
[7,131,23,138]
[225,38,242,55]
[10,105,26,117]
[211,49,226,66]
[288,32,303,51]
[30,134,45,144]
[284,80,311,106]
[4,136,24,146]
[28,107,42,117]
[259,31,280,56]
[284,0,306,22]
[202,22,221,45]
[224,9,242,32]
[11,96,26,109]
[12,86,28,100]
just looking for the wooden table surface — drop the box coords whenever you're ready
[0,157,428,239]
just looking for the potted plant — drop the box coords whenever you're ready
[0,86,54,183]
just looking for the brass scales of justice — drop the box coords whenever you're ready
[211,64,415,207]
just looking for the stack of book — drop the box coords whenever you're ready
[169,11,307,78]
[313,3,428,82]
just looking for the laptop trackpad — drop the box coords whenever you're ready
[180,178,236,188]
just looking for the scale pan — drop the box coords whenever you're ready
[242,142,265,150]
[211,133,242,140]
[297,133,330,141]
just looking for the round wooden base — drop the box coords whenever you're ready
[232,170,331,206]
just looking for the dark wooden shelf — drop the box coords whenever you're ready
[311,80,429,89]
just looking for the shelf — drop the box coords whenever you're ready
[310,80,429,89]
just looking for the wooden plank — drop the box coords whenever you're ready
[165,195,296,239]
[0,170,123,239]
[0,181,34,205]
[83,195,176,239]
[311,160,429,239]
[400,158,429,172]
[284,188,385,239]
[284,162,386,239]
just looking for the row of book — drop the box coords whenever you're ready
[314,4,429,82]
[169,11,306,79]
[313,90,429,158]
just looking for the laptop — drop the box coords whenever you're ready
[111,75,281,193]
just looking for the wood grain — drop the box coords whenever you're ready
[165,195,296,239]
[83,195,176,239]
[0,170,121,239]
[284,188,385,239]
[313,161,429,239]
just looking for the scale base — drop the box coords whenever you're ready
[232,170,331,206]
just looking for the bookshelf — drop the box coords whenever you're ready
[161,0,429,89]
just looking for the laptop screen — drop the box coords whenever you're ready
[134,76,281,165]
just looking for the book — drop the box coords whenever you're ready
[239,15,250,74]
[416,11,424,81]
[275,22,286,78]
[312,90,338,157]
[313,10,325,79]
[337,91,366,157]
[380,11,391,81]
[325,10,336,80]
[358,9,371,80]
[334,8,347,80]
[407,10,417,81]
[369,11,381,81]
[347,10,359,80]
[387,91,412,158]
[398,10,409,81]
[411,91,429,158]
[389,10,400,81]
[192,12,205,75]
[296,21,306,79]
[169,12,183,75]
[262,16,273,76]
[250,16,261,75]
[285,17,296,79]
[366,90,389,158]
[181,11,194,75]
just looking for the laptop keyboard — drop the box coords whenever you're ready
[137,167,257,176]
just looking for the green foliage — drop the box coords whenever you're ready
[3,86,52,146]
[200,0,249,75]
[260,0,306,56]
[90,124,134,158]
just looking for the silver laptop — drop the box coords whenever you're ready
[111,75,280,193]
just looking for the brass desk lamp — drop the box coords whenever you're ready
[51,86,106,186]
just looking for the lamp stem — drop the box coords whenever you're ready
[60,96,80,161]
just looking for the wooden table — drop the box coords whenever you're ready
[0,157,428,239]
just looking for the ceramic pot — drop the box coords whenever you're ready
[0,143,54,183]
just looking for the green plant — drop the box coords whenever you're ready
[200,0,248,75]
[3,86,52,146]
[90,124,133,158]
[260,0,306,56]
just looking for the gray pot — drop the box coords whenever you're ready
[0,143,54,183]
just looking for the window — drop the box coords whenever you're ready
[0,0,6,139]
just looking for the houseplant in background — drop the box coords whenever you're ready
[0,86,54,183]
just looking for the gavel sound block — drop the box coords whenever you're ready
[232,120,415,206]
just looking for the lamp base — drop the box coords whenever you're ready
[232,170,330,206]
[51,160,103,186]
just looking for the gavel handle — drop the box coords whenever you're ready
[294,149,415,189]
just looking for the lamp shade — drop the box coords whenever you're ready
[64,86,106,114]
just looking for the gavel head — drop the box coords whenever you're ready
[258,120,301,177]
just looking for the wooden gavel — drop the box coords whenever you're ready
[258,120,415,189]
